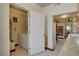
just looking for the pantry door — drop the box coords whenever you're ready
[28,11,45,55]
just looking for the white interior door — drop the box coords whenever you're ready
[28,11,45,55]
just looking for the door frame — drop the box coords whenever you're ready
[9,4,29,55]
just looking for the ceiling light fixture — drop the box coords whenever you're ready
[61,14,69,18]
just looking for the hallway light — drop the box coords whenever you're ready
[61,14,69,18]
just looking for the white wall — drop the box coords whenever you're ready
[47,15,53,49]
[77,3,79,12]
[43,3,78,49]
[0,3,10,56]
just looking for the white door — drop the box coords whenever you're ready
[28,11,45,55]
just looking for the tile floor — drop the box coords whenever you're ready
[10,46,28,56]
[10,39,66,56]
[35,39,66,56]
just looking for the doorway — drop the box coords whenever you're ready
[53,12,76,42]
[9,4,28,56]
[9,4,45,56]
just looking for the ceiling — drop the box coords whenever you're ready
[37,3,60,8]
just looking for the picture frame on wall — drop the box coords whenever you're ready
[13,17,17,23]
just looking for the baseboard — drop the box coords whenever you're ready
[10,49,15,52]
[45,47,54,51]
[15,44,18,46]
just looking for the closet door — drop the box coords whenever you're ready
[28,11,45,55]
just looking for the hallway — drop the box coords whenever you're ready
[10,39,65,56]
